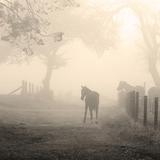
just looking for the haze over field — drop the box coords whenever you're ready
[0,5,155,103]
[1,0,160,160]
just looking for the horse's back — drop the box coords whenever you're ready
[85,91,99,108]
[148,87,160,98]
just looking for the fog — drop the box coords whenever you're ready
[0,0,159,110]
[0,40,153,102]
[1,0,160,159]
[0,5,155,105]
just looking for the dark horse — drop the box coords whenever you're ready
[81,86,99,123]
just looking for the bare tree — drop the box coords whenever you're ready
[53,4,120,55]
[35,3,120,94]
[40,34,66,94]
[105,0,160,87]
[129,1,160,86]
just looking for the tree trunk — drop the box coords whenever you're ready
[43,63,53,91]
[149,58,160,87]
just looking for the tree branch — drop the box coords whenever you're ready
[0,1,22,21]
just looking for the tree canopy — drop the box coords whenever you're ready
[0,0,77,56]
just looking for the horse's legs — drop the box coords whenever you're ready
[83,104,88,123]
[95,107,99,124]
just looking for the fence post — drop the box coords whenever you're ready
[143,96,148,127]
[135,92,139,122]
[31,83,34,95]
[154,97,159,130]
[126,92,130,116]
[25,81,28,95]
[130,91,136,120]
[21,80,25,95]
[28,82,32,95]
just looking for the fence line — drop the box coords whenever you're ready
[8,80,42,96]
[119,90,159,130]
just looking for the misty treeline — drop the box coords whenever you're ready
[0,0,160,97]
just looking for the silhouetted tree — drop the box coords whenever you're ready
[129,1,160,86]
[101,0,160,86]
[35,2,120,93]
[52,3,120,56]
[41,37,66,94]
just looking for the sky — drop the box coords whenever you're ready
[0,0,158,104]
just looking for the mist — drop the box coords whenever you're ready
[0,0,160,159]
[0,23,154,104]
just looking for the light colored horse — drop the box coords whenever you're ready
[117,81,145,108]
[117,81,145,94]
[81,86,99,124]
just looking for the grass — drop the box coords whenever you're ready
[0,104,160,159]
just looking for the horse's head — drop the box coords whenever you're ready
[81,86,86,100]
[81,86,90,100]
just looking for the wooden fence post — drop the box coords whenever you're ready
[31,83,34,95]
[154,97,159,130]
[143,96,148,127]
[21,80,25,95]
[135,92,139,122]
[28,82,32,95]
[126,92,130,116]
[130,91,136,120]
[25,81,27,95]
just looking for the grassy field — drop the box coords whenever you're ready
[0,103,160,160]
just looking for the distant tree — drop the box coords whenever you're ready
[52,3,120,56]
[40,3,121,96]
[34,2,120,94]
[40,35,67,94]
[129,1,160,86]
[95,0,160,87]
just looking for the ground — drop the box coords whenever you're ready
[0,102,160,160]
